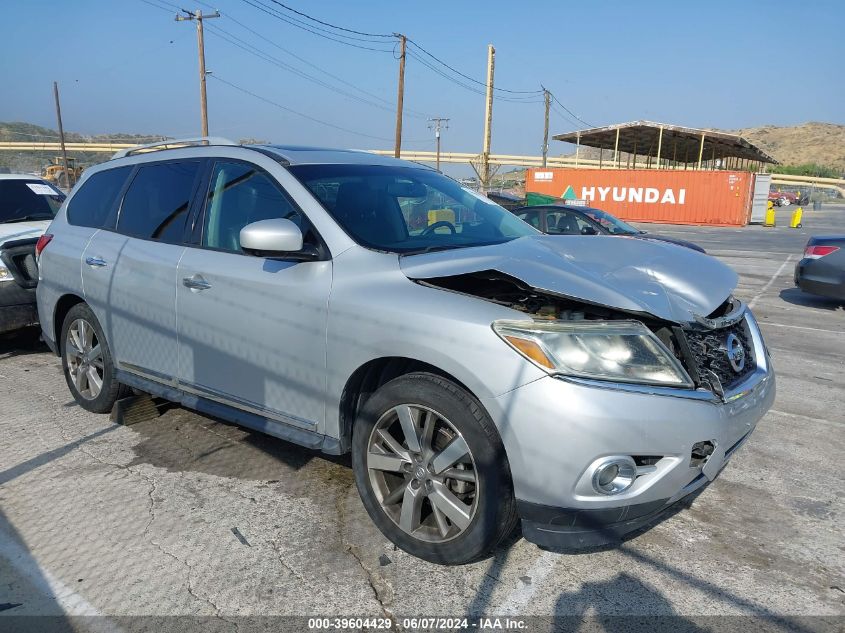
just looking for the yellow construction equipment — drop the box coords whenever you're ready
[41,156,83,188]
[790,207,803,229]
[764,201,776,227]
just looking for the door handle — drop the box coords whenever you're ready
[85,256,107,268]
[182,274,212,291]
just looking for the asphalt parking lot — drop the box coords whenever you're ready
[1,204,843,631]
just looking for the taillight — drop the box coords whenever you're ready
[804,245,840,259]
[35,233,53,257]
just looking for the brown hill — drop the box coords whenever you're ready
[730,122,845,172]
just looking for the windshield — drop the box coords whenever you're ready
[581,208,639,235]
[0,179,65,223]
[288,164,539,253]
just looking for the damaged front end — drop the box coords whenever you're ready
[416,268,757,401]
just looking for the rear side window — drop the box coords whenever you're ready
[66,167,132,228]
[117,161,201,243]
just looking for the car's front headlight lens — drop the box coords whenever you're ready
[0,264,13,282]
[493,319,693,388]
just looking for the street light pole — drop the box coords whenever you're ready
[428,117,449,172]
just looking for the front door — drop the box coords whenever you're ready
[176,160,332,430]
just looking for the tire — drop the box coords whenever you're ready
[60,303,128,413]
[351,372,518,565]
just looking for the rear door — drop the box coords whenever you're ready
[176,159,332,430]
[82,159,204,382]
[46,166,132,345]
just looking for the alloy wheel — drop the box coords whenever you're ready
[366,404,478,543]
[65,318,104,400]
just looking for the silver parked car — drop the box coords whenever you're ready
[36,139,775,564]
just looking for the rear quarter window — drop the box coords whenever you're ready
[66,166,133,229]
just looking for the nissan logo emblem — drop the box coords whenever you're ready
[724,333,746,373]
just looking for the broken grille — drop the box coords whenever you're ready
[681,319,756,392]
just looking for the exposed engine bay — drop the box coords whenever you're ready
[418,269,753,397]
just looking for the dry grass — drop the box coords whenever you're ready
[730,122,845,172]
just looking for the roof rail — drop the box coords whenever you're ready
[111,136,238,160]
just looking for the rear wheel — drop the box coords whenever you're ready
[61,303,127,413]
[352,373,517,564]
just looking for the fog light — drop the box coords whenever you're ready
[592,457,637,495]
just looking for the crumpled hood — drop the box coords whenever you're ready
[400,235,737,324]
[0,220,51,245]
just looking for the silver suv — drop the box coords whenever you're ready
[37,139,775,564]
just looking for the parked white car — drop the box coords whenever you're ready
[0,174,65,333]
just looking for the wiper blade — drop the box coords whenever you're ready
[405,244,466,255]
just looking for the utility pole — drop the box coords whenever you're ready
[176,8,220,136]
[428,117,449,172]
[393,34,407,158]
[480,44,495,191]
[541,88,550,168]
[52,81,72,189]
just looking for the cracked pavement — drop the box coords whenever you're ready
[0,204,843,626]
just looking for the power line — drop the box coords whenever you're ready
[548,90,593,128]
[138,0,177,13]
[406,39,543,95]
[205,23,427,119]
[212,12,431,118]
[263,0,393,38]
[240,0,550,104]
[240,0,394,52]
[209,74,431,144]
[549,101,582,129]
[406,50,542,104]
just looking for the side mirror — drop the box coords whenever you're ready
[240,218,316,260]
[580,225,598,235]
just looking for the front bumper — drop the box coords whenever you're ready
[0,283,38,334]
[482,313,775,549]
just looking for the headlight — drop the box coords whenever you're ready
[0,263,13,282]
[493,319,693,388]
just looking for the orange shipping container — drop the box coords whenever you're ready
[525,168,755,226]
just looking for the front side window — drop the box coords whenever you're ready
[202,161,304,253]
[117,161,200,243]
[582,208,639,235]
[289,164,537,254]
[546,210,591,235]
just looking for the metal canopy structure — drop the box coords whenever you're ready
[553,120,779,169]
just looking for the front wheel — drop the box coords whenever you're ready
[61,303,128,413]
[352,373,518,564]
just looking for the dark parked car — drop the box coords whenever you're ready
[512,204,706,253]
[794,236,845,300]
